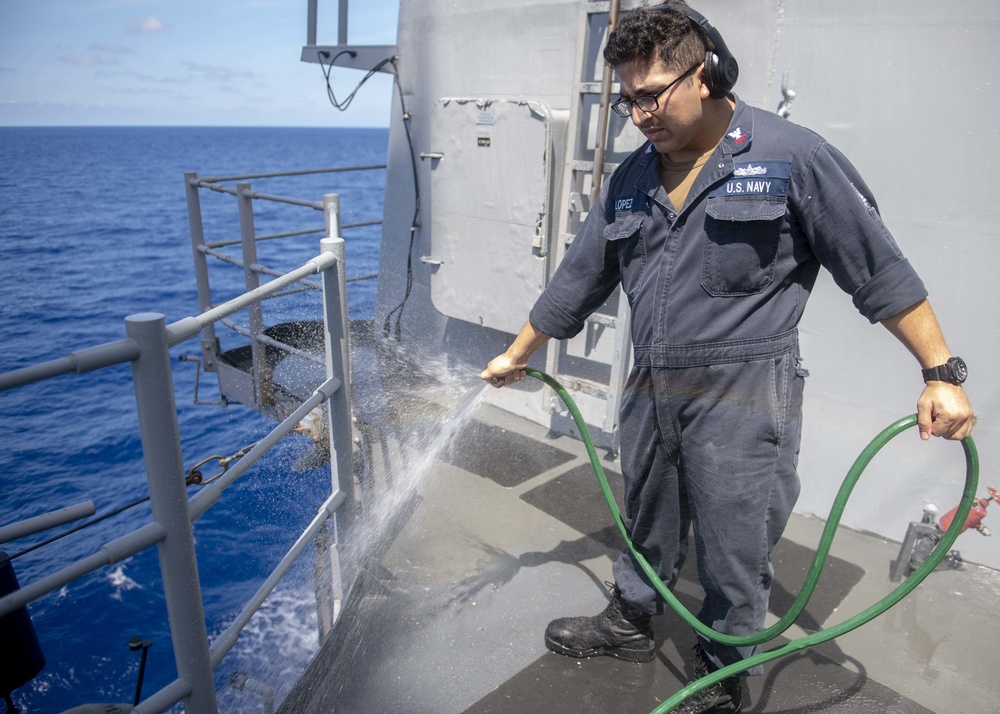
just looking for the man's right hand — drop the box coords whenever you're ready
[480,356,527,388]
[480,320,552,388]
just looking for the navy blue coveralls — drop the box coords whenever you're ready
[528,98,928,671]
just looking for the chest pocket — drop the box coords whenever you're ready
[702,194,785,296]
[603,211,646,303]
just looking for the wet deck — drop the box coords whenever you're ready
[279,397,1000,714]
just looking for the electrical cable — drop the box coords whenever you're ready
[315,50,419,341]
[318,50,395,112]
[527,368,979,714]
[381,56,421,342]
[8,496,150,561]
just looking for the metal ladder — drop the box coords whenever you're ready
[546,0,643,438]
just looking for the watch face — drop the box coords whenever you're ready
[951,357,968,382]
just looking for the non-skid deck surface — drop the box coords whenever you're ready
[439,418,575,487]
[463,644,935,714]
[278,406,991,713]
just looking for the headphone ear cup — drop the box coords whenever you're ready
[703,49,737,98]
[704,49,722,98]
[718,55,739,97]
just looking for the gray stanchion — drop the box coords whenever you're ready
[127,313,218,714]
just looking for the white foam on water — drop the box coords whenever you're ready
[213,577,321,713]
[106,563,142,601]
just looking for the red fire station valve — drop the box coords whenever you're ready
[939,485,1000,536]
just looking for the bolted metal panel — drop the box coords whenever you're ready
[425,98,565,335]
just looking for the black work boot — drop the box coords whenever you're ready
[544,582,655,663]
[674,642,744,713]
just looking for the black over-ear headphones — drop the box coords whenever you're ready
[655,3,739,98]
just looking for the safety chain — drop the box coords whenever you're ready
[185,443,259,486]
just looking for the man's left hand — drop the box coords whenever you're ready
[917,382,975,441]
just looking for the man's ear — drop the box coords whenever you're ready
[697,64,712,100]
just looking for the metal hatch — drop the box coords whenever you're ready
[423,98,566,335]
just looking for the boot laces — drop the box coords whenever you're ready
[677,643,741,713]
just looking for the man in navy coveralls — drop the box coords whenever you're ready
[481,3,975,711]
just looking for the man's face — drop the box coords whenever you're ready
[615,56,709,160]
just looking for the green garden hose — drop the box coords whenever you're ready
[526,368,980,714]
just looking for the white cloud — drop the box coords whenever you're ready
[182,61,255,82]
[126,17,170,35]
[95,69,185,84]
[59,54,121,66]
[107,87,166,95]
[89,43,133,53]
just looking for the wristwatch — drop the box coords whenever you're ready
[921,357,968,385]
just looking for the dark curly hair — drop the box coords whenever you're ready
[603,3,707,74]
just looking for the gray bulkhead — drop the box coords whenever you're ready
[369,0,999,570]
[377,0,582,353]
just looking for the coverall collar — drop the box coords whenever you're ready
[634,95,755,215]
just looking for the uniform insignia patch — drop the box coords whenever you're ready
[710,161,791,198]
[727,126,750,147]
[733,164,767,177]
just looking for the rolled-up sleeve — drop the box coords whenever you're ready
[793,142,927,323]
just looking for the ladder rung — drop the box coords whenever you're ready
[571,160,620,173]
[585,1,612,14]
[556,375,610,399]
[587,0,649,14]
[586,313,617,328]
[579,82,620,95]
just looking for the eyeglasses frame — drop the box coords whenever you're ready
[611,62,703,118]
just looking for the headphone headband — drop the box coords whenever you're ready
[656,2,739,98]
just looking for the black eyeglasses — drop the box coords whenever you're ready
[611,63,702,118]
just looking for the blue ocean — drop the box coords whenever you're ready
[0,126,388,713]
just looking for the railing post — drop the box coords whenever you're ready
[322,195,352,421]
[237,182,270,410]
[317,194,355,632]
[126,313,217,714]
[338,0,349,45]
[184,172,220,372]
[307,0,318,46]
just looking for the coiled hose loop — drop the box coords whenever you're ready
[526,368,979,713]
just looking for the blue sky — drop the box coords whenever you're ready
[0,0,399,126]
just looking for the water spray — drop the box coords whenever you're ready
[526,368,979,714]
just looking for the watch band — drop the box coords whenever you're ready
[922,357,967,385]
[922,365,950,382]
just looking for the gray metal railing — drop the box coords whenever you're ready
[183,165,383,376]
[0,207,356,713]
